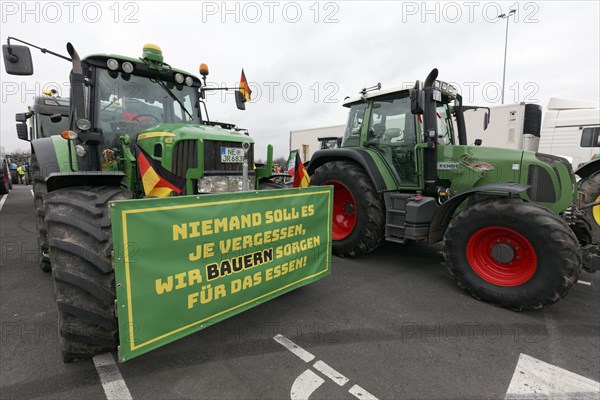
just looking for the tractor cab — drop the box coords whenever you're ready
[340,80,459,187]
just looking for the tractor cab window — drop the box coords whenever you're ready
[366,96,416,147]
[36,114,70,138]
[94,68,200,146]
[366,95,418,185]
[342,103,366,147]
[436,104,454,145]
[417,103,455,145]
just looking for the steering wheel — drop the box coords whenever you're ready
[131,114,160,123]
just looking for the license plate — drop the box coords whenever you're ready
[221,147,244,163]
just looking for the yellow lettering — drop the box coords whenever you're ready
[173,224,187,241]
[189,222,201,238]
[155,276,173,295]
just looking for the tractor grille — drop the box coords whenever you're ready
[172,140,198,195]
[203,141,254,172]
[172,140,198,176]
[527,165,556,203]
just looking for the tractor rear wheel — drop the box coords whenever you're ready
[578,171,600,244]
[444,198,580,311]
[31,156,50,271]
[45,186,130,362]
[310,161,385,257]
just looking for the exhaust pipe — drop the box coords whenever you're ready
[423,68,439,194]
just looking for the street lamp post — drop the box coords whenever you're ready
[498,9,516,104]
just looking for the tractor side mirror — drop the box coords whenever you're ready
[474,139,482,146]
[410,89,424,115]
[16,122,29,141]
[15,112,32,141]
[483,111,490,131]
[2,45,34,75]
[235,90,246,111]
[15,112,32,122]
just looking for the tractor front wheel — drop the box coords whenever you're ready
[310,161,385,257]
[31,155,50,271]
[45,186,130,362]
[444,198,580,311]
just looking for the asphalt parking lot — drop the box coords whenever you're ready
[1,185,599,399]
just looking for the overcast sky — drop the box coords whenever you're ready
[1,0,599,159]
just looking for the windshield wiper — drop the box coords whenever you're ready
[152,79,194,121]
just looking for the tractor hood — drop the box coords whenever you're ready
[136,123,254,145]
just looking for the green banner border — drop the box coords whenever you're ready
[111,187,332,361]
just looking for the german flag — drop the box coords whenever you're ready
[239,69,251,102]
[136,144,186,197]
[292,152,310,188]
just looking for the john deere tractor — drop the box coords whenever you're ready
[3,37,275,361]
[309,69,599,310]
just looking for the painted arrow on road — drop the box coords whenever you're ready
[505,353,600,399]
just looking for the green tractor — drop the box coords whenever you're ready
[15,94,70,270]
[3,37,275,361]
[308,69,599,310]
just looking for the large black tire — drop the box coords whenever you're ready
[578,171,600,245]
[444,198,581,311]
[31,156,51,272]
[0,165,9,194]
[310,161,385,257]
[45,186,131,362]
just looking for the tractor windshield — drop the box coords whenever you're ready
[93,68,200,144]
[366,95,416,148]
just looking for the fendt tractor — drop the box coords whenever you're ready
[3,37,278,361]
[309,69,600,310]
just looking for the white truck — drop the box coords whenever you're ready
[463,98,600,168]
[538,98,600,168]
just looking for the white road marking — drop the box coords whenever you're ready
[313,360,349,386]
[274,334,379,400]
[504,353,600,399]
[577,280,592,286]
[349,384,379,400]
[30,189,34,197]
[0,194,7,212]
[93,353,133,400]
[274,334,315,363]
[290,369,325,400]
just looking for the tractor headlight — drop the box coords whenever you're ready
[198,175,255,193]
[185,76,194,86]
[107,59,119,71]
[174,73,184,84]
[122,62,134,74]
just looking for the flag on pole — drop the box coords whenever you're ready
[239,69,251,102]
[136,144,186,197]
[291,151,310,188]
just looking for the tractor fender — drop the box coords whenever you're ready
[32,138,125,192]
[428,183,530,244]
[46,172,126,192]
[307,149,387,192]
[575,159,600,179]
[31,138,61,179]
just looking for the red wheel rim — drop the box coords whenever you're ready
[324,180,356,240]
[466,226,537,286]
